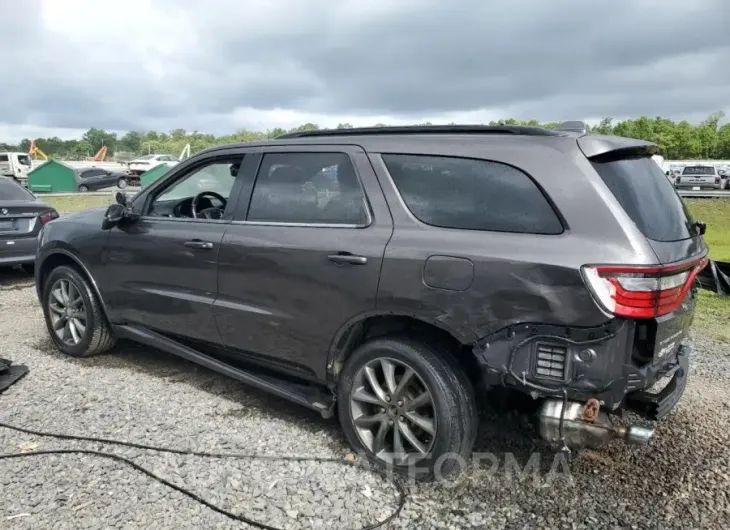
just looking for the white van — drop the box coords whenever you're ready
[0,152,33,187]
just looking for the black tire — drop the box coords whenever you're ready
[338,336,477,480]
[117,177,128,189]
[42,265,116,357]
[78,185,89,192]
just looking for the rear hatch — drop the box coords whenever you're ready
[578,139,708,368]
[584,146,706,265]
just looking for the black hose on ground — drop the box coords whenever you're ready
[0,421,406,530]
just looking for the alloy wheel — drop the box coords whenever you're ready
[350,357,437,465]
[48,279,87,346]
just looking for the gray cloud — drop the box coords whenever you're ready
[1,0,728,137]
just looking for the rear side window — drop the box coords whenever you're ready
[591,156,694,242]
[381,154,563,234]
[0,178,33,200]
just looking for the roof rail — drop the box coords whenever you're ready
[276,124,564,139]
[555,121,589,134]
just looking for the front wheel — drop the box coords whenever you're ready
[117,177,128,189]
[42,265,116,357]
[338,336,477,480]
[78,185,89,192]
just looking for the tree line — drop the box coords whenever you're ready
[1,111,728,161]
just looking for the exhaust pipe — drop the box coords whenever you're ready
[537,398,654,450]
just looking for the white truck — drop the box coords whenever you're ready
[0,152,34,187]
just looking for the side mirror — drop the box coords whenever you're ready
[102,203,125,230]
[102,195,139,230]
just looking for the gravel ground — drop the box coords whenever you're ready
[1,267,730,529]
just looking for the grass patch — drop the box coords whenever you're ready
[40,194,115,214]
[685,199,730,261]
[685,199,730,341]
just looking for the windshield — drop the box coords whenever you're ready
[682,166,715,175]
[137,155,156,160]
[0,178,34,200]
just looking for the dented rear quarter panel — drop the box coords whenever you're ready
[365,135,658,341]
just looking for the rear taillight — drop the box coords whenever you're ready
[582,256,708,318]
[675,176,681,184]
[715,177,720,185]
[39,210,59,225]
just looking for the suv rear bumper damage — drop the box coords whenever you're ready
[624,344,689,420]
[472,320,690,449]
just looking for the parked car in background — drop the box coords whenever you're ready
[0,177,58,269]
[0,152,33,187]
[35,124,706,479]
[718,166,730,189]
[673,165,723,190]
[76,167,130,192]
[127,154,179,176]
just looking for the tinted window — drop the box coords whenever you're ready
[0,155,8,162]
[381,154,563,234]
[80,168,105,178]
[0,178,33,200]
[591,156,694,242]
[247,152,369,225]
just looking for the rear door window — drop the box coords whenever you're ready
[247,152,370,225]
[591,156,694,242]
[381,154,563,234]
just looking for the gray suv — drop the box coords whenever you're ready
[34,124,708,478]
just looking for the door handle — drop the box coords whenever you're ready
[328,253,367,265]
[184,240,214,250]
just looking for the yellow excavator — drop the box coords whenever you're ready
[29,140,48,161]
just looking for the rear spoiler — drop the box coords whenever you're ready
[577,135,659,160]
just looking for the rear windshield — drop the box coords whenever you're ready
[682,166,715,175]
[0,178,34,200]
[591,156,694,242]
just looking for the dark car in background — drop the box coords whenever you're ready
[34,124,706,478]
[77,167,129,192]
[0,177,58,269]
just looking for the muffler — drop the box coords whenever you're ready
[537,398,654,450]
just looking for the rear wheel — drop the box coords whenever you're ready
[338,336,477,480]
[42,265,116,357]
[78,185,89,192]
[117,177,128,189]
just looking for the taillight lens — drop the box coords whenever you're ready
[39,210,59,225]
[675,176,681,184]
[582,256,708,318]
[715,177,720,184]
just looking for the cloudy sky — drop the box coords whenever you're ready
[0,0,728,142]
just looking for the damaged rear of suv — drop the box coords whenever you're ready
[341,123,707,469]
[35,123,707,480]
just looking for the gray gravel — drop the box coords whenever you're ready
[2,267,730,529]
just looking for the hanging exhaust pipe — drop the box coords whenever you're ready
[537,398,654,450]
